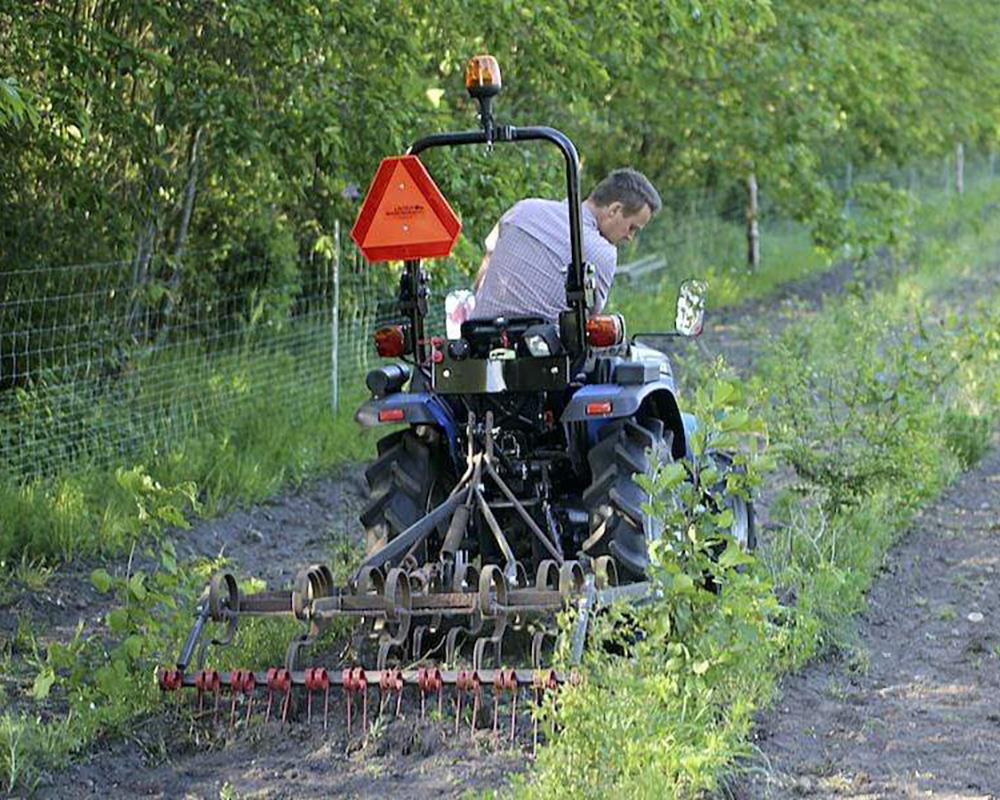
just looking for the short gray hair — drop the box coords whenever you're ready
[588,168,662,216]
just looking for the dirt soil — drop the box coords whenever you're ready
[19,252,998,799]
[739,431,1000,799]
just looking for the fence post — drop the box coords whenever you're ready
[955,142,965,195]
[331,220,341,413]
[746,172,760,270]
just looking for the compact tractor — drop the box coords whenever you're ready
[160,55,753,733]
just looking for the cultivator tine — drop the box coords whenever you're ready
[264,668,292,724]
[454,670,483,734]
[416,667,443,721]
[304,667,330,729]
[531,669,559,755]
[492,668,518,739]
[378,668,404,719]
[193,669,222,722]
[228,670,256,729]
[342,667,368,738]
[159,664,578,748]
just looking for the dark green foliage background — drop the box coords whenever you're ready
[3,0,998,310]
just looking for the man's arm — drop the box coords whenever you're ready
[474,222,501,292]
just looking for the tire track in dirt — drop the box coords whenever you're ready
[740,432,1000,799]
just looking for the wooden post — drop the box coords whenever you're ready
[955,142,965,195]
[746,173,760,270]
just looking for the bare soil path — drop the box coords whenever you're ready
[740,431,1000,799]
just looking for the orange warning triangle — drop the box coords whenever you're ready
[351,155,462,262]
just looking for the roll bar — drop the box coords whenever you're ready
[406,126,588,355]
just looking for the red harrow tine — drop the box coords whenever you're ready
[342,667,368,739]
[416,667,443,721]
[264,668,293,724]
[158,668,183,692]
[304,667,331,729]
[194,669,222,723]
[379,668,405,719]
[228,670,256,729]
[492,668,518,740]
[455,670,482,735]
[531,669,559,755]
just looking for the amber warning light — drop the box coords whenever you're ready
[465,54,502,98]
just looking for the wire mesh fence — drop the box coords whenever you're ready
[1,155,997,484]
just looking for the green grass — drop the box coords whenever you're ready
[0,333,375,564]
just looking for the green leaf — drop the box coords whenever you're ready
[91,568,113,593]
[128,573,148,602]
[719,545,754,569]
[107,608,129,633]
[31,667,56,700]
[123,635,145,660]
[691,659,711,676]
[672,573,696,594]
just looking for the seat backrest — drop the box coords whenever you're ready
[460,316,548,358]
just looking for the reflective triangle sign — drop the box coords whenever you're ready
[350,155,462,262]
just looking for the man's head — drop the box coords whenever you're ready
[586,168,662,246]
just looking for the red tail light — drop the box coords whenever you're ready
[374,325,409,358]
[585,314,625,348]
[586,401,613,416]
[377,408,406,423]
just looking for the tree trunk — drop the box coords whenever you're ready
[955,141,964,195]
[126,213,157,343]
[156,125,204,345]
[746,172,760,270]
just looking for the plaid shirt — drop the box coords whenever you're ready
[472,199,616,323]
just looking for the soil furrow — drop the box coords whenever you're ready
[740,432,1000,799]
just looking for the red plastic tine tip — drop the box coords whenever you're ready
[510,686,518,742]
[323,684,330,732]
[417,668,427,720]
[342,668,355,735]
[264,667,278,723]
[470,671,482,735]
[391,669,404,718]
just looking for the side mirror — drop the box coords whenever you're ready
[675,279,707,337]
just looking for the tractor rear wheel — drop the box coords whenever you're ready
[582,418,673,581]
[360,429,449,556]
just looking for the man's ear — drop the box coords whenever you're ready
[606,201,624,217]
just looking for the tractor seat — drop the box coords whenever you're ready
[459,316,561,358]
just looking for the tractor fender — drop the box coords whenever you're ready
[561,383,688,461]
[355,392,459,459]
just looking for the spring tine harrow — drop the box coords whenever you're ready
[158,417,658,742]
